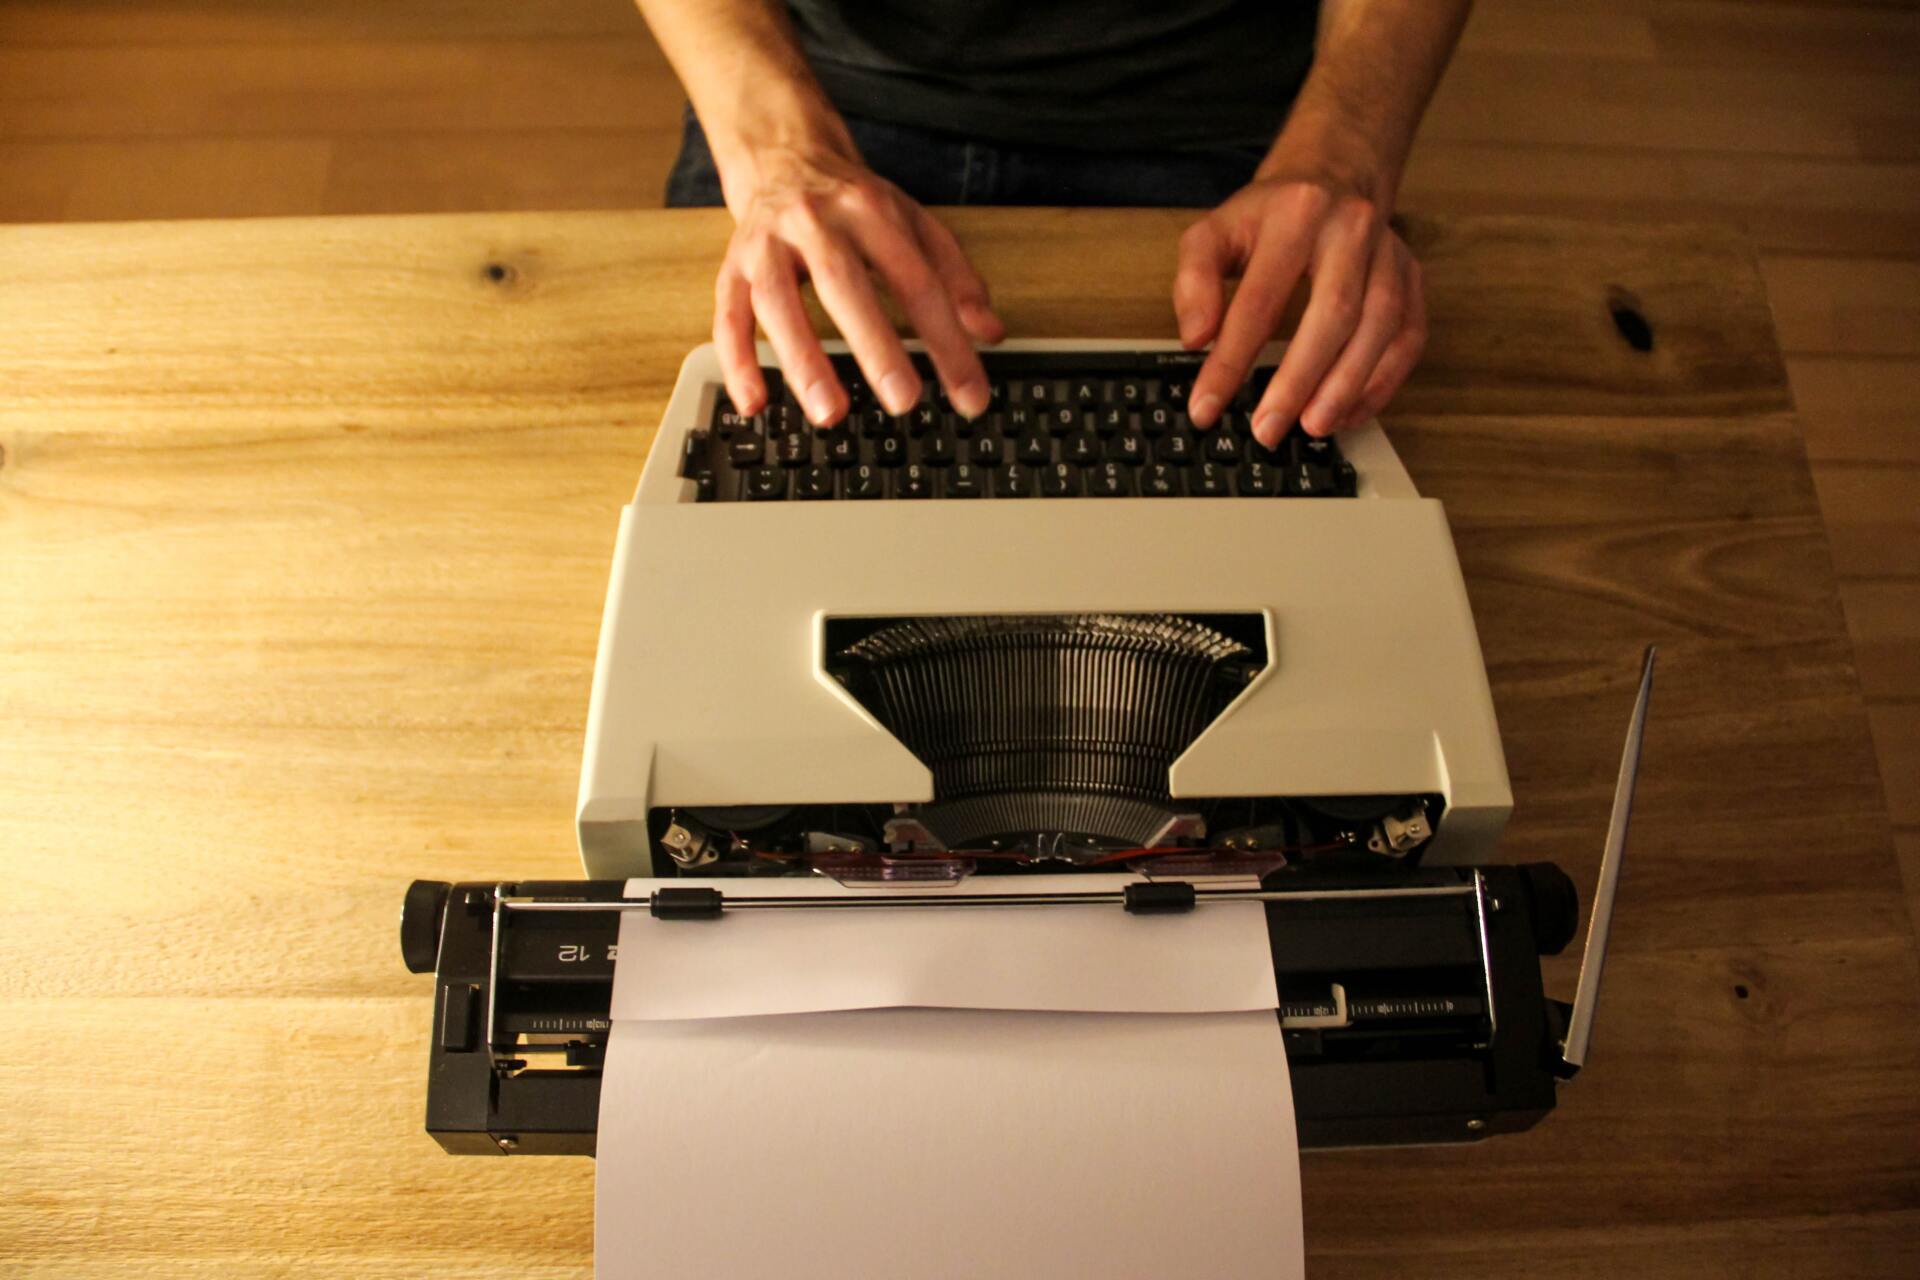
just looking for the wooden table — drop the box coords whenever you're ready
[2,210,1914,1277]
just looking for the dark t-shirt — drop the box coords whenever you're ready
[786,1,1320,152]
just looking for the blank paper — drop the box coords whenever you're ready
[595,1007,1303,1280]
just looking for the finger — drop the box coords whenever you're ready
[1249,212,1377,448]
[713,263,766,415]
[793,227,922,416]
[1296,235,1406,438]
[1187,226,1310,428]
[1172,217,1234,350]
[744,240,846,427]
[851,215,991,417]
[913,207,1005,345]
[1344,259,1427,429]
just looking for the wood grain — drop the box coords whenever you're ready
[1,209,1914,1275]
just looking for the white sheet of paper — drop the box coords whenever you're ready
[595,1008,1304,1280]
[612,875,1280,1019]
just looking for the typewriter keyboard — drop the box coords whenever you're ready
[679,353,1358,502]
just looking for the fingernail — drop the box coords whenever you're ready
[1191,392,1223,425]
[961,302,1003,339]
[879,369,919,414]
[1253,411,1286,445]
[953,377,990,418]
[803,378,839,425]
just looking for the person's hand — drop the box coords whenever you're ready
[713,146,1004,427]
[1173,168,1425,445]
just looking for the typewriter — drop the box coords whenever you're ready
[403,339,1649,1154]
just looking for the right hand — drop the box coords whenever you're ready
[712,146,1005,427]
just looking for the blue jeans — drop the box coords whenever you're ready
[664,107,1266,209]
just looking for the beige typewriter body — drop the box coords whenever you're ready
[577,339,1510,879]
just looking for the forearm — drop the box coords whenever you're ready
[1263,0,1473,203]
[632,0,853,211]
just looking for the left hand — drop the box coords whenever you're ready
[1174,172,1425,445]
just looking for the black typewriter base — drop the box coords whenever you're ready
[405,863,1578,1156]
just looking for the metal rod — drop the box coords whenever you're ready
[1561,645,1656,1071]
[1472,869,1499,1041]
[498,883,1479,913]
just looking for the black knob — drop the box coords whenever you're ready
[400,879,452,974]
[1517,862,1579,956]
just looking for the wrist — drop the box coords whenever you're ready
[1256,105,1405,209]
[702,87,859,215]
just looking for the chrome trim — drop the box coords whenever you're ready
[1561,645,1656,1072]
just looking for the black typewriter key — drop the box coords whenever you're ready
[1072,379,1103,403]
[795,465,836,500]
[821,427,858,467]
[714,404,750,435]
[845,464,883,499]
[1285,460,1331,497]
[693,471,717,502]
[873,432,907,467]
[1005,406,1033,436]
[1238,460,1278,495]
[743,467,788,500]
[897,463,934,498]
[1246,429,1287,466]
[1107,431,1147,464]
[971,432,1004,466]
[1142,404,1174,436]
[1299,435,1340,467]
[1156,429,1196,464]
[860,407,891,437]
[1095,405,1126,435]
[1334,460,1358,496]
[1192,461,1230,496]
[728,432,766,466]
[774,428,812,465]
[1040,462,1083,497]
[681,430,712,477]
[994,463,1035,497]
[1090,462,1132,496]
[1047,405,1080,435]
[1140,463,1182,496]
[1021,379,1054,406]
[1063,429,1099,465]
[946,462,985,498]
[1015,430,1051,465]
[921,426,957,465]
[911,406,940,436]
[1118,379,1144,406]
[1205,431,1242,464]
[1163,377,1190,404]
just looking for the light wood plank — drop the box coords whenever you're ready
[1786,356,1920,463]
[0,38,680,140]
[1459,1,1659,60]
[1762,254,1920,356]
[323,129,675,215]
[1868,705,1920,826]
[1426,50,1919,159]
[1649,0,1920,74]
[0,137,333,223]
[0,0,643,45]
[1811,463,1920,578]
[1840,580,1920,700]
[1899,829,1920,945]
[0,212,1794,435]
[1399,144,1920,257]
